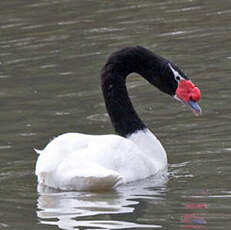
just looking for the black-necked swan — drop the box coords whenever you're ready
[35,46,201,191]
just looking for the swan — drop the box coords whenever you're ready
[35,46,201,191]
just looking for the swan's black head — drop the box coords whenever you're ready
[134,47,201,116]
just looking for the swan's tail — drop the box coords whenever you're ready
[34,148,43,154]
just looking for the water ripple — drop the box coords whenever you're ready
[0,145,12,150]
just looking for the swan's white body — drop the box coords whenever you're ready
[35,129,167,190]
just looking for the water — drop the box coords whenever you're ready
[0,0,231,229]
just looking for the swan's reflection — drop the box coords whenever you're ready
[37,173,167,229]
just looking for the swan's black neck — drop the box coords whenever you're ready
[101,46,176,137]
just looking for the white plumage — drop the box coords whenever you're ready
[35,129,167,191]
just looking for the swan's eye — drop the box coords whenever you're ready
[175,76,180,81]
[175,75,185,82]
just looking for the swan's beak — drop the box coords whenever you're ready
[188,99,202,116]
[175,80,202,116]
[174,95,202,116]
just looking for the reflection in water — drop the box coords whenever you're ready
[181,191,208,229]
[37,174,167,229]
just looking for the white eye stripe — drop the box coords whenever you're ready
[168,63,184,82]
